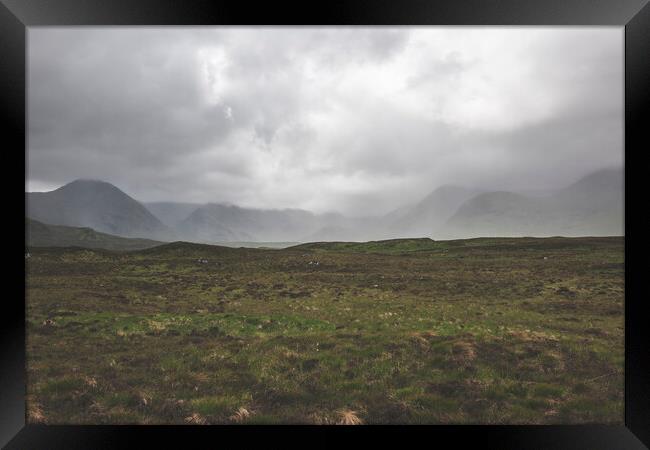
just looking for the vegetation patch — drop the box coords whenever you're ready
[26,236,624,424]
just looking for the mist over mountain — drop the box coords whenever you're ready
[144,202,204,228]
[26,180,173,240]
[305,217,385,242]
[441,168,623,238]
[176,204,324,243]
[442,191,546,238]
[388,185,480,238]
[555,167,623,210]
[25,168,623,247]
[175,205,255,243]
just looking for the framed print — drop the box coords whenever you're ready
[1,0,649,448]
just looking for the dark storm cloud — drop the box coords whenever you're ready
[27,27,622,215]
[29,30,234,181]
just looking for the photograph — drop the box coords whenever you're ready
[25,26,625,425]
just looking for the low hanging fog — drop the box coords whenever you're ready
[26,27,624,243]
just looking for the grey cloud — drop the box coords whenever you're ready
[27,27,622,216]
[407,51,473,89]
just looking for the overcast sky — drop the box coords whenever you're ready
[27,27,623,216]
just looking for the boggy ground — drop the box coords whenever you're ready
[25,236,624,425]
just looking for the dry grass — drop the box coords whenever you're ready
[184,413,207,424]
[139,392,152,407]
[27,400,46,424]
[451,341,477,364]
[192,372,211,384]
[310,412,334,425]
[229,407,252,423]
[147,320,167,332]
[336,409,364,425]
[508,329,559,343]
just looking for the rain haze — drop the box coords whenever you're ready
[27,27,623,217]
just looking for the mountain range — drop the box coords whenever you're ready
[25,167,623,246]
[442,168,623,238]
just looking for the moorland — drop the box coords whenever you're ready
[26,236,624,424]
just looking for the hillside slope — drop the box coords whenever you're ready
[26,218,163,251]
[144,202,203,227]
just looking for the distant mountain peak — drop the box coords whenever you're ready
[566,166,623,188]
[57,178,116,189]
[27,179,172,240]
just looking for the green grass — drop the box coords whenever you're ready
[25,236,624,424]
[290,237,442,254]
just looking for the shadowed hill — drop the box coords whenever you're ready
[26,218,163,251]
[134,240,274,260]
[290,235,623,255]
[290,237,440,254]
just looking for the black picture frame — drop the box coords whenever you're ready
[2,0,649,448]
